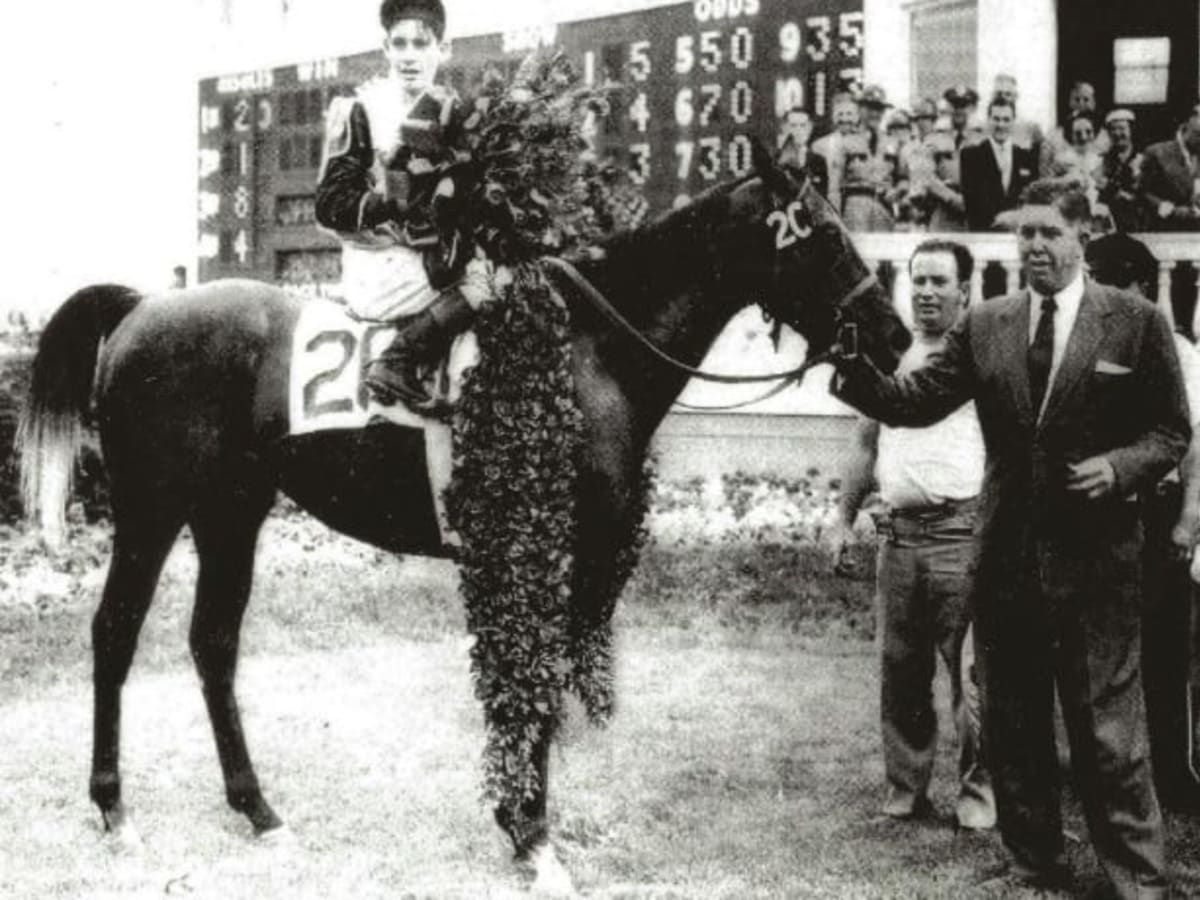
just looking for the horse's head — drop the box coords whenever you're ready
[731,144,911,374]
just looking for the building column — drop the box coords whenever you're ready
[977,0,1057,129]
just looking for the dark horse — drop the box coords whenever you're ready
[18,150,907,889]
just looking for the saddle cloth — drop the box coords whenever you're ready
[288,297,478,541]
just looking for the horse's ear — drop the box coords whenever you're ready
[750,137,792,199]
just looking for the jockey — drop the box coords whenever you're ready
[316,0,487,409]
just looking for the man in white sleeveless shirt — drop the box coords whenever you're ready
[834,239,995,829]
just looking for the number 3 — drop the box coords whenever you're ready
[765,201,812,249]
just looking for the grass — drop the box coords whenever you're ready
[1,498,1199,898]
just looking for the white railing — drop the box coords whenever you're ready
[679,231,1200,416]
[854,232,1200,334]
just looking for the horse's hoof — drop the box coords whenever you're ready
[256,823,296,849]
[527,843,577,897]
[106,818,145,856]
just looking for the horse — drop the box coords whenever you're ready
[17,146,909,891]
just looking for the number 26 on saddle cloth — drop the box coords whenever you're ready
[287,296,479,436]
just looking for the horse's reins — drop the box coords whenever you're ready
[541,255,877,409]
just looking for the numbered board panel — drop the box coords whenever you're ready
[197,0,862,285]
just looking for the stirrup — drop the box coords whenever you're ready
[363,363,432,408]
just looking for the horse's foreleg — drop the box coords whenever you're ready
[91,518,182,842]
[493,726,551,857]
[189,485,281,835]
[494,730,575,895]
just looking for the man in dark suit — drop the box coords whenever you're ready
[1140,103,1200,231]
[775,106,829,200]
[960,97,1037,231]
[832,179,1188,900]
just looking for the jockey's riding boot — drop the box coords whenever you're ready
[364,288,475,410]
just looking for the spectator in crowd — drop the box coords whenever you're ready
[885,110,917,226]
[943,85,982,150]
[1067,80,1100,121]
[833,239,995,830]
[1045,80,1109,169]
[813,91,861,212]
[832,178,1186,899]
[991,73,1044,154]
[1086,232,1200,812]
[776,106,829,199]
[912,97,939,142]
[1050,113,1104,206]
[857,85,893,157]
[1097,109,1146,232]
[960,97,1037,231]
[913,132,967,232]
[840,133,894,232]
[1140,102,1200,231]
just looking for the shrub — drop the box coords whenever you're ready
[0,351,109,524]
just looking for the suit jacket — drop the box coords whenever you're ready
[776,149,829,202]
[960,141,1037,231]
[1140,138,1200,231]
[835,281,1189,616]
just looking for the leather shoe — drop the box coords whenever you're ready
[974,860,1071,896]
[881,790,934,820]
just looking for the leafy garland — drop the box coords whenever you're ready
[444,51,651,815]
[456,50,641,263]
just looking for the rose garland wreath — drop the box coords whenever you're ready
[443,51,652,815]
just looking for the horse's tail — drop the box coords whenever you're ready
[16,283,142,547]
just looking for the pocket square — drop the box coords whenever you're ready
[1095,360,1132,375]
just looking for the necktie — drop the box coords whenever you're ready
[1028,295,1057,413]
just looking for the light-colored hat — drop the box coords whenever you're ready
[858,84,892,109]
[1104,108,1135,126]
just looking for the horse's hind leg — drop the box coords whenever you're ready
[187,477,282,835]
[90,512,184,838]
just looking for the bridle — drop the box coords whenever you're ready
[541,186,877,409]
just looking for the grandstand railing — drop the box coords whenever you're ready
[854,232,1200,333]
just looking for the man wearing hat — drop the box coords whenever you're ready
[1097,109,1144,231]
[943,85,983,151]
[912,98,939,143]
[858,84,892,156]
[316,0,491,409]
[851,85,898,221]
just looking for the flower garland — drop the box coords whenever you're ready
[446,264,581,810]
[457,50,641,263]
[444,51,650,813]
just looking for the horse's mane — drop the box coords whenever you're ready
[575,176,758,324]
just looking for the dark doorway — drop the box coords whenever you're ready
[1056,0,1197,145]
